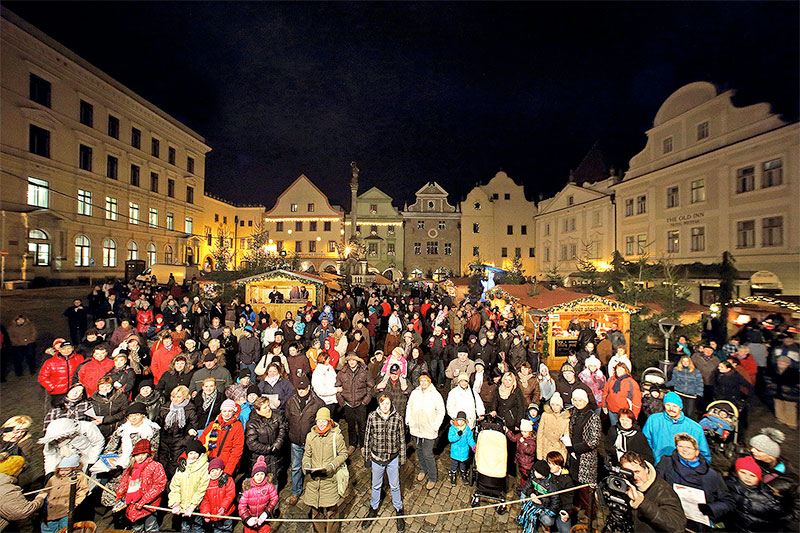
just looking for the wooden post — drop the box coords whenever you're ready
[67,470,77,532]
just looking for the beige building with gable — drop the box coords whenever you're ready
[534,177,616,281]
[0,9,210,283]
[349,186,405,279]
[402,181,461,278]
[262,174,345,273]
[614,82,799,302]
[460,171,537,274]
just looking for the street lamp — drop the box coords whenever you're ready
[656,317,681,375]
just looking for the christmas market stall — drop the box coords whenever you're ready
[234,269,328,318]
[714,296,800,332]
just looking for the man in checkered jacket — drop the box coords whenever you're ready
[362,394,407,531]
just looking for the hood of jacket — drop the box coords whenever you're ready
[39,418,79,444]
[168,354,190,374]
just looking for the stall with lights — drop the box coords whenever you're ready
[714,296,800,332]
[234,269,329,318]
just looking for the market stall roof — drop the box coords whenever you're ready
[317,271,343,281]
[374,273,392,285]
[718,296,800,313]
[441,276,471,287]
[492,284,639,313]
[233,269,328,286]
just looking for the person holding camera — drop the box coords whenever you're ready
[619,451,686,533]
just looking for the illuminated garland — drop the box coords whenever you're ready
[234,269,325,287]
[544,295,639,314]
[486,287,518,304]
[720,296,800,312]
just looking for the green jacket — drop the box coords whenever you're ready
[302,424,347,509]
[168,454,209,509]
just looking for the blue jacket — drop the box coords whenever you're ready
[239,401,253,427]
[643,411,711,464]
[448,424,475,462]
[656,450,734,523]
[665,367,704,397]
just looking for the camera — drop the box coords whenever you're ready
[597,463,635,533]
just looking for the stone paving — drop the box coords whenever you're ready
[1,286,798,533]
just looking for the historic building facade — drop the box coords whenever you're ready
[613,82,800,302]
[534,177,616,282]
[261,174,345,273]
[349,186,405,279]
[460,171,538,274]
[401,182,461,278]
[0,9,210,281]
[196,195,265,272]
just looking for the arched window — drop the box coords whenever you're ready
[102,238,117,267]
[74,235,90,267]
[164,244,174,265]
[146,243,157,266]
[28,229,50,266]
[127,241,138,261]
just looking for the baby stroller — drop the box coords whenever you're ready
[469,414,508,513]
[701,400,739,472]
[639,367,668,423]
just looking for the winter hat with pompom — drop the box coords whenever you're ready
[252,455,268,476]
[749,428,785,458]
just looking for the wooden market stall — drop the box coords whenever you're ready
[717,296,800,333]
[235,269,328,319]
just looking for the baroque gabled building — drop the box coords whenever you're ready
[614,81,799,302]
[350,186,404,280]
[401,181,461,278]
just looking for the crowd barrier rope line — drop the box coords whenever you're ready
[80,472,591,523]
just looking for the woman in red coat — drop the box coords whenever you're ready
[114,438,167,531]
[198,400,244,475]
[199,457,236,531]
[136,304,154,334]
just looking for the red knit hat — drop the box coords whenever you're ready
[252,455,268,476]
[735,456,762,481]
[132,439,152,456]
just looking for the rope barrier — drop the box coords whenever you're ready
[80,472,591,523]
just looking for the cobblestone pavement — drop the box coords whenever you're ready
[1,287,798,533]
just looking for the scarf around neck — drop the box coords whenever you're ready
[498,382,514,400]
[612,373,630,394]
[202,390,218,412]
[265,375,279,387]
[165,398,189,429]
[613,424,637,459]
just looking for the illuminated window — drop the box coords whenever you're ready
[102,238,116,267]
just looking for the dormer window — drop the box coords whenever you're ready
[697,121,709,140]
[567,195,574,206]
[663,137,673,154]
[473,202,481,210]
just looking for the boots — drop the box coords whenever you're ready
[449,470,457,485]
[361,506,377,529]
[460,469,469,485]
[396,508,406,532]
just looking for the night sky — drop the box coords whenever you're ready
[5,2,798,209]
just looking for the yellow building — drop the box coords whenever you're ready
[262,174,345,273]
[195,194,265,271]
[534,177,616,282]
[614,82,800,302]
[460,171,537,274]
[0,9,210,282]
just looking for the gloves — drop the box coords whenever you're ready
[363,451,371,469]
[217,507,226,516]
[133,501,144,510]
[183,505,195,517]
[257,512,267,525]
[246,517,258,528]
[697,503,713,517]
[171,505,182,515]
[457,430,463,436]
[204,518,211,523]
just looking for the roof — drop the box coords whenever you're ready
[234,269,328,286]
[264,174,344,216]
[492,284,638,312]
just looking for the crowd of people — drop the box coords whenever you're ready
[0,277,798,533]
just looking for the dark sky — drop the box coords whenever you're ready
[6,2,798,209]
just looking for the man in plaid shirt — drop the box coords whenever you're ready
[362,394,407,531]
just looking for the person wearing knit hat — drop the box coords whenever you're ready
[517,459,560,530]
[42,453,90,533]
[448,408,476,485]
[1,454,48,528]
[302,404,347,526]
[749,428,783,460]
[643,389,710,464]
[168,437,209,522]
[571,388,589,405]
[196,396,244,476]
[239,455,278,532]
[533,459,551,479]
[200,456,236,526]
[735,456,762,482]
[185,439,207,457]
[131,438,153,457]
[0,454,25,477]
[126,402,148,417]
[208,457,225,472]
[112,436,167,530]
[134,379,163,421]
[725,454,786,532]
[507,412,538,489]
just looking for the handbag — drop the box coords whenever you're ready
[254,355,268,376]
[331,431,350,497]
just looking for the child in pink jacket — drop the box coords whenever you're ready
[238,455,279,533]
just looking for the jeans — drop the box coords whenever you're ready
[41,517,68,533]
[210,518,234,533]
[133,514,160,532]
[540,511,572,533]
[414,436,437,482]
[291,442,305,496]
[12,343,36,375]
[608,410,619,427]
[343,405,366,447]
[450,458,468,472]
[429,359,446,386]
[181,516,204,533]
[240,363,256,381]
[370,456,403,511]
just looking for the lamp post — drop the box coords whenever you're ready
[656,317,681,376]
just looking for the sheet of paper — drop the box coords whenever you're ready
[672,483,710,526]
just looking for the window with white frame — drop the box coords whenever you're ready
[78,189,92,216]
[308,240,316,252]
[697,121,709,140]
[388,225,395,235]
[74,235,91,266]
[185,217,193,234]
[127,240,138,260]
[472,223,479,233]
[370,225,378,235]
[426,241,438,255]
[625,236,634,256]
[636,195,647,214]
[762,159,783,188]
[414,242,421,255]
[444,242,452,255]
[438,220,446,230]
[27,177,49,208]
[387,242,395,255]
[28,229,49,266]
[636,234,648,254]
[663,137,673,153]
[762,217,783,247]
[149,208,158,228]
[666,186,679,208]
[624,199,634,217]
[736,220,755,249]
[691,227,705,251]
[472,246,479,257]
[544,246,550,262]
[129,203,139,224]
[290,204,298,212]
[691,179,705,203]
[569,243,577,259]
[368,242,377,256]
[417,220,425,230]
[667,230,680,253]
[327,241,336,253]
[146,243,157,266]
[736,166,755,193]
[560,245,568,261]
[164,245,173,264]
[102,238,116,267]
[295,241,302,253]
[166,212,174,230]
[106,197,118,221]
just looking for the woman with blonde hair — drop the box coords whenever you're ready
[666,355,704,420]
[157,384,199,479]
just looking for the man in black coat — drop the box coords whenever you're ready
[284,376,324,506]
[63,299,89,346]
[620,451,686,533]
